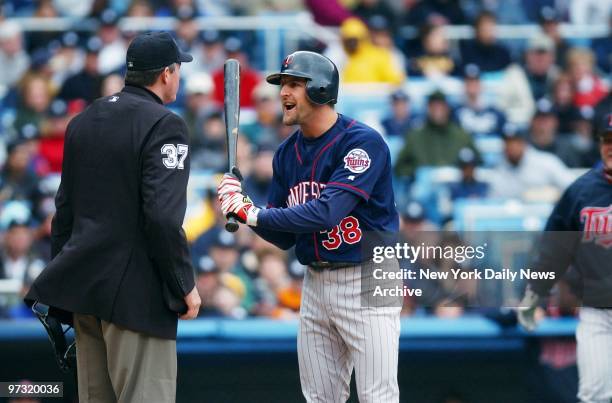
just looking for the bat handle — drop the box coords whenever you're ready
[224,166,243,233]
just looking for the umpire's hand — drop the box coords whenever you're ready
[180,286,201,320]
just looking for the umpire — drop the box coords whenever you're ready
[24,32,200,402]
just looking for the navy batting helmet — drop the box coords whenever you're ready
[266,51,339,105]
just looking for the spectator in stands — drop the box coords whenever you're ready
[303,0,352,26]
[523,34,560,102]
[195,256,223,317]
[253,252,297,319]
[58,36,103,103]
[174,6,202,78]
[0,20,29,89]
[403,0,466,25]
[538,6,570,69]
[200,30,225,73]
[381,89,419,137]
[453,64,506,137]
[337,17,404,85]
[209,229,254,313]
[13,74,53,134]
[529,98,579,167]
[96,9,127,75]
[407,23,459,78]
[240,82,282,146]
[551,73,580,135]
[183,71,216,142]
[488,124,574,200]
[351,0,396,34]
[0,218,45,293]
[212,37,260,108]
[592,15,611,75]
[38,99,70,173]
[460,11,512,72]
[48,32,85,88]
[567,47,609,108]
[26,0,60,52]
[593,92,611,130]
[367,15,406,74]
[190,111,227,171]
[497,63,536,127]
[242,144,274,206]
[126,0,154,17]
[449,147,488,201]
[562,106,600,168]
[395,90,479,178]
[569,0,611,26]
[0,139,40,205]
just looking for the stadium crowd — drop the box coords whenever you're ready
[0,0,609,326]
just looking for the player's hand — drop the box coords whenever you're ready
[180,286,201,320]
[221,192,260,226]
[217,173,243,201]
[516,287,542,332]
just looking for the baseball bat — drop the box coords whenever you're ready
[223,58,242,232]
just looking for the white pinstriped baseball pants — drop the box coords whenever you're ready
[298,265,402,403]
[576,307,612,403]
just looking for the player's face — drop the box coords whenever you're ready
[601,133,612,172]
[279,76,313,126]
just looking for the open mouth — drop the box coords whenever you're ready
[284,103,296,111]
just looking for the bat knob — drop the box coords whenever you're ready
[225,220,239,233]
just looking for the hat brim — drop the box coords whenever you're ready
[178,51,193,63]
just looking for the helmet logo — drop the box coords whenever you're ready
[282,54,294,68]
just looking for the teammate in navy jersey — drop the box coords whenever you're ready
[518,115,612,403]
[217,51,401,403]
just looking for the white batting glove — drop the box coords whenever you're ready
[516,286,542,332]
[221,192,260,226]
[217,173,243,201]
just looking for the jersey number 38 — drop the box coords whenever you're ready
[321,216,362,250]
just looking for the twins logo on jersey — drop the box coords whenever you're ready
[581,206,612,248]
[343,148,371,173]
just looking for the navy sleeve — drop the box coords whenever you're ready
[529,183,581,296]
[257,187,362,233]
[324,130,388,201]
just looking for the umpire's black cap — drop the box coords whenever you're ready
[126,32,193,71]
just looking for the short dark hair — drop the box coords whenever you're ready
[475,10,496,27]
[125,63,176,87]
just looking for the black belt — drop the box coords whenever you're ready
[308,261,357,271]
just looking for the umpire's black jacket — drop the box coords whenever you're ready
[25,85,195,340]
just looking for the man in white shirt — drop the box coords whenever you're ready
[489,125,575,200]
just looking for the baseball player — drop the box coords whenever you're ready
[217,51,401,403]
[518,114,612,403]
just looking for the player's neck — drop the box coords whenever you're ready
[300,109,338,139]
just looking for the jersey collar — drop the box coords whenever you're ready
[122,84,164,105]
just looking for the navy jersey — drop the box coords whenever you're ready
[530,164,612,307]
[254,114,398,265]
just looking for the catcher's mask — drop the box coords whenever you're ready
[31,301,76,373]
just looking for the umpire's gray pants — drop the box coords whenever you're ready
[74,313,177,403]
[298,264,402,403]
[577,307,612,403]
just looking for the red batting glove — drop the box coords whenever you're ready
[221,192,260,226]
[217,173,243,201]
